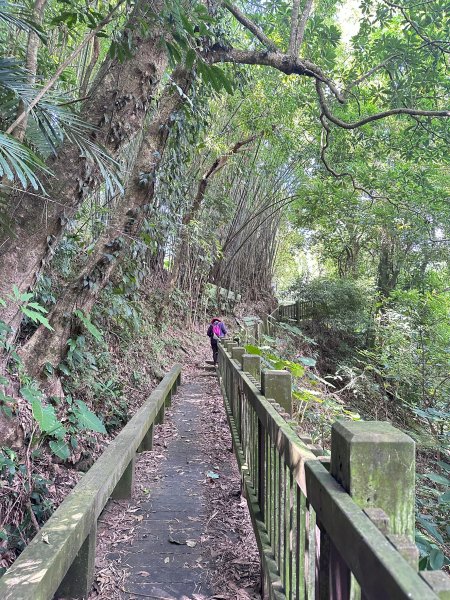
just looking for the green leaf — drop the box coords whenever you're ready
[74,400,107,434]
[20,386,42,403]
[287,361,305,377]
[25,302,47,313]
[438,491,450,504]
[74,310,103,341]
[423,473,450,485]
[49,440,70,460]
[437,461,450,473]
[298,356,316,367]
[185,49,196,70]
[30,398,59,433]
[429,548,445,570]
[20,307,54,330]
[244,344,261,355]
[417,515,444,543]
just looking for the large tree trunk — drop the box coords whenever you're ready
[20,68,192,380]
[0,0,169,334]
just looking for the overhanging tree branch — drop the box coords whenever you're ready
[297,0,314,50]
[316,81,450,129]
[184,133,259,226]
[207,47,345,103]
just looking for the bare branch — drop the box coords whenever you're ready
[297,0,314,49]
[184,133,259,226]
[289,0,301,55]
[222,1,278,52]
[345,54,400,95]
[316,80,450,129]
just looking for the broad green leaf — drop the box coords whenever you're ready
[20,386,42,403]
[30,398,59,432]
[74,400,107,434]
[417,515,444,543]
[244,344,261,355]
[423,473,450,486]
[429,548,445,570]
[438,491,450,504]
[299,357,316,367]
[49,440,70,460]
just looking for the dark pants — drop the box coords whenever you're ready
[211,338,218,365]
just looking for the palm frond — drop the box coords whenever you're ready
[0,60,122,196]
[29,102,124,196]
[0,0,46,38]
[0,132,51,191]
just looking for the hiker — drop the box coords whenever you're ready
[207,317,227,365]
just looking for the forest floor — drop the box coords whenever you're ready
[87,339,261,600]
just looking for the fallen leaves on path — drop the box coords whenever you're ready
[88,334,260,600]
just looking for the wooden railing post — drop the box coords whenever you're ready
[111,458,135,499]
[137,425,154,452]
[261,370,292,416]
[231,346,245,364]
[242,354,261,384]
[329,421,416,598]
[56,523,97,599]
[296,300,302,325]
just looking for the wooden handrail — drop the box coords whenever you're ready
[217,342,448,599]
[0,364,182,600]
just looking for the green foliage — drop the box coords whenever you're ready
[20,384,106,460]
[416,460,450,570]
[0,289,53,334]
[74,309,103,342]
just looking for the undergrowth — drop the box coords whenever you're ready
[0,279,198,573]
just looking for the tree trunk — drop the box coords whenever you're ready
[20,68,192,379]
[0,0,169,334]
[376,233,400,300]
[14,0,48,142]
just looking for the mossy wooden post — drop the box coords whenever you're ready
[242,354,261,384]
[56,523,97,599]
[165,388,172,408]
[227,341,238,353]
[231,346,245,365]
[137,425,154,452]
[420,571,450,599]
[329,421,416,599]
[111,458,135,499]
[261,370,292,416]
[155,403,165,425]
[296,300,302,325]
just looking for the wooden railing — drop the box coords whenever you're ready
[218,341,449,599]
[277,300,316,323]
[0,365,182,600]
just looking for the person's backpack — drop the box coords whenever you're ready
[212,322,221,338]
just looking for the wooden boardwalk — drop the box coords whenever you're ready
[121,379,214,598]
